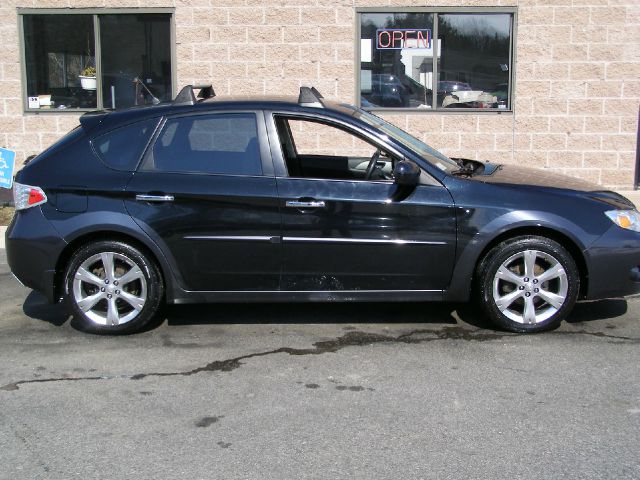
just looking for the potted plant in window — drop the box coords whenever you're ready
[79,66,96,90]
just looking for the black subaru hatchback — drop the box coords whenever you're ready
[7,86,640,334]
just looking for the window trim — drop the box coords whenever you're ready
[17,8,176,114]
[355,6,518,114]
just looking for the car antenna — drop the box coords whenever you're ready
[174,84,216,105]
[298,86,324,108]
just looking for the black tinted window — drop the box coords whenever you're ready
[93,118,159,171]
[146,113,262,176]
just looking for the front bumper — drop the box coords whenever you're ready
[6,207,66,303]
[584,224,640,300]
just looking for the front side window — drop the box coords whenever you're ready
[21,10,173,112]
[275,115,396,182]
[145,114,262,176]
[359,9,514,111]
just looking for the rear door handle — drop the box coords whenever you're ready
[135,194,174,203]
[285,200,326,208]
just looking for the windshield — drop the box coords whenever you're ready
[343,105,459,172]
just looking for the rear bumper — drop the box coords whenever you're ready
[6,207,66,303]
[585,225,640,300]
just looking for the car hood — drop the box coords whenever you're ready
[470,163,635,209]
[474,163,598,191]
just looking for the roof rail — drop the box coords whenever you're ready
[298,86,324,108]
[174,84,216,105]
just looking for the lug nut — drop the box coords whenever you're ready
[519,286,525,290]
[525,292,531,297]
[105,279,109,284]
[533,279,539,284]
[534,288,539,293]
[113,281,118,286]
[101,287,105,292]
[115,290,120,295]
[524,277,530,282]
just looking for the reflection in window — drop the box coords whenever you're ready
[359,11,513,111]
[438,14,511,109]
[93,118,159,171]
[21,12,173,111]
[360,13,435,109]
[148,114,262,176]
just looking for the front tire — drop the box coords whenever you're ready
[64,240,164,334]
[476,236,580,333]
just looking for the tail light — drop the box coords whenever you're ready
[13,182,48,211]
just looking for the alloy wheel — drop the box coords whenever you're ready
[491,249,568,325]
[72,251,148,326]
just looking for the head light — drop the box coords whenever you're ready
[605,210,640,232]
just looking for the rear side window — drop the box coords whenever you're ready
[92,118,159,171]
[144,113,262,176]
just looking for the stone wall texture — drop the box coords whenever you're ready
[1,0,639,190]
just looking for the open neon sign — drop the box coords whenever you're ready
[376,29,431,49]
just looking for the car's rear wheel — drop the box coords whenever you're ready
[476,236,580,333]
[64,240,164,334]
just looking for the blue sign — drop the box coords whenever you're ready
[0,147,16,189]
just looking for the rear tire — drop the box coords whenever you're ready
[64,240,164,335]
[475,236,580,333]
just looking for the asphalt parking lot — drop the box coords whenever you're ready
[1,249,639,480]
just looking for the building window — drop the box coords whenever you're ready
[20,9,174,112]
[358,9,515,111]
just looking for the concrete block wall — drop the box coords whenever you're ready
[0,0,638,191]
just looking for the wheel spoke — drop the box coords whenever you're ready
[100,252,115,282]
[77,292,104,312]
[117,265,144,286]
[106,297,120,326]
[523,250,537,278]
[496,289,523,312]
[523,296,537,324]
[537,289,565,309]
[119,291,145,312]
[536,263,565,284]
[496,266,523,285]
[75,267,103,287]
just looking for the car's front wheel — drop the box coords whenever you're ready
[476,236,580,333]
[64,240,164,334]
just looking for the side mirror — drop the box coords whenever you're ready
[393,159,420,187]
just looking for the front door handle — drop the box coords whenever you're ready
[135,194,174,203]
[286,200,326,208]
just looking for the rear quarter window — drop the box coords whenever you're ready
[92,118,159,171]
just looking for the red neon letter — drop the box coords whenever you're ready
[378,30,391,48]
[404,30,415,47]
[392,30,403,48]
[417,30,429,48]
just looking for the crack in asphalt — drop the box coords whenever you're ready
[556,329,640,343]
[1,326,637,392]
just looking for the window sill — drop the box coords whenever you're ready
[23,108,96,114]
[361,107,513,115]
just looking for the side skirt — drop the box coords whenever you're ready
[170,289,445,304]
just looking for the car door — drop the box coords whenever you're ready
[124,110,281,292]
[268,113,456,292]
